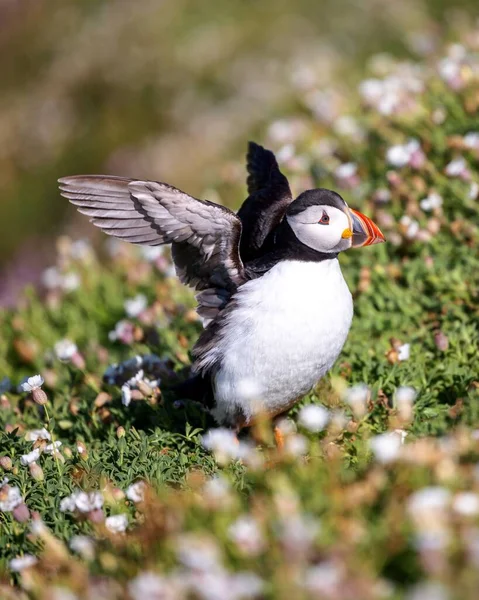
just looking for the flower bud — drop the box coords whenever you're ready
[32,388,48,406]
[13,502,30,522]
[29,462,44,481]
[0,456,12,470]
[116,426,126,439]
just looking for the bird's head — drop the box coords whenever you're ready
[285,188,385,254]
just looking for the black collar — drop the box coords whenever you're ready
[244,220,337,278]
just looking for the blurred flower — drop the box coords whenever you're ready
[109,320,135,344]
[139,245,164,262]
[420,192,443,212]
[25,428,51,442]
[279,514,320,557]
[60,490,104,513]
[406,581,449,600]
[44,441,62,455]
[397,343,410,361]
[121,384,132,407]
[434,332,449,352]
[124,294,148,318]
[386,139,425,168]
[469,182,479,200]
[284,433,308,457]
[202,476,233,509]
[0,478,23,511]
[228,516,265,556]
[452,492,479,517]
[463,132,479,151]
[176,534,222,572]
[0,456,12,471]
[369,431,403,464]
[126,481,146,503]
[304,561,343,597]
[334,162,360,189]
[400,216,420,240]
[20,375,44,393]
[202,429,253,465]
[20,448,41,466]
[13,502,30,522]
[20,374,47,405]
[69,535,95,560]
[9,554,37,572]
[105,514,128,533]
[128,572,178,600]
[333,116,364,142]
[407,487,451,520]
[445,157,470,180]
[297,404,329,433]
[344,383,369,417]
[54,339,82,366]
[395,386,417,420]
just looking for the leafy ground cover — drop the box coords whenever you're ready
[0,25,478,600]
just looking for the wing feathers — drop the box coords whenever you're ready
[59,174,246,325]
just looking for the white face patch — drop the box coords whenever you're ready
[286,205,352,253]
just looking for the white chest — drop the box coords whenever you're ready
[210,259,353,425]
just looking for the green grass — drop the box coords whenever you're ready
[0,32,478,600]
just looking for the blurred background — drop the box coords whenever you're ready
[1,0,477,304]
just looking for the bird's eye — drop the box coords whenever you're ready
[318,212,330,225]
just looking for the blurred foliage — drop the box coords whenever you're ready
[1,0,478,278]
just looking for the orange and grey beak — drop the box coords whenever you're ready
[347,208,386,247]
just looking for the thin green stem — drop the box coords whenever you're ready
[44,405,62,479]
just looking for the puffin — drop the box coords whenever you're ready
[59,142,384,433]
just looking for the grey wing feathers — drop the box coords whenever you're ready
[59,175,246,322]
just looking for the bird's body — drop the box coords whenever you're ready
[207,259,353,427]
[59,142,384,430]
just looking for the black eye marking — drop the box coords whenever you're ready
[318,211,330,225]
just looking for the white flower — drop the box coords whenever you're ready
[305,561,342,596]
[50,587,79,600]
[25,428,51,442]
[203,477,232,506]
[406,582,449,600]
[387,139,425,169]
[298,405,329,433]
[445,157,468,178]
[124,294,148,318]
[20,375,44,392]
[20,448,42,466]
[54,339,78,361]
[69,535,95,560]
[140,245,164,261]
[9,554,37,571]
[276,144,295,164]
[202,428,252,464]
[369,432,403,464]
[121,384,132,407]
[284,433,308,457]
[105,514,128,533]
[333,116,364,141]
[464,132,479,150]
[407,487,451,515]
[60,490,103,513]
[469,181,479,200]
[420,192,443,211]
[279,514,320,555]
[334,162,357,179]
[176,534,221,572]
[70,239,92,260]
[397,343,410,361]
[0,480,23,511]
[62,272,80,291]
[44,441,62,454]
[128,572,175,600]
[395,386,417,406]
[452,492,479,517]
[228,516,265,556]
[344,383,369,417]
[42,266,63,289]
[126,481,146,503]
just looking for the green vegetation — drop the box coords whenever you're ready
[0,11,478,600]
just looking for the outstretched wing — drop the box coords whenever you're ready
[237,142,293,262]
[59,175,246,322]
